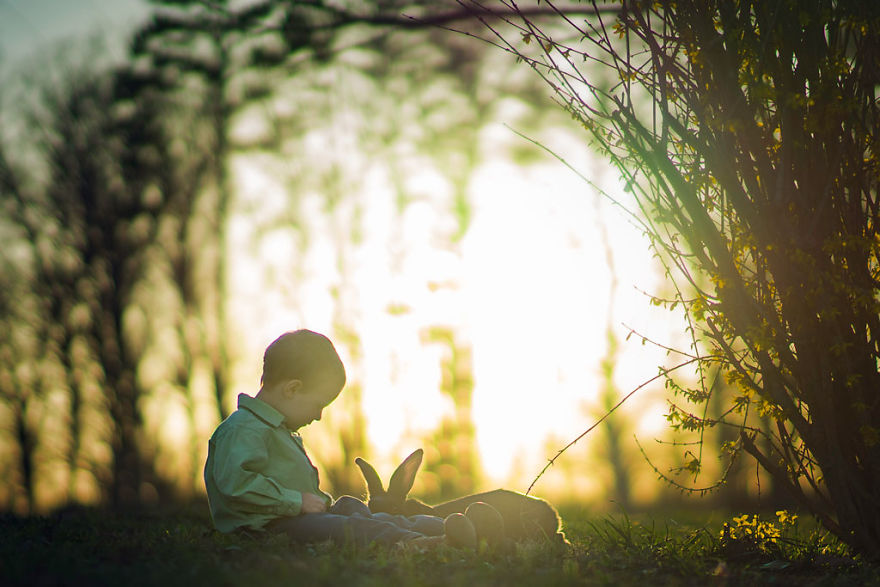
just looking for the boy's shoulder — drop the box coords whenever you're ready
[211,394,287,441]
[211,404,266,440]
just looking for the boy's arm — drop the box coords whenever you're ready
[210,427,312,517]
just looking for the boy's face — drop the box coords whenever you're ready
[276,376,342,430]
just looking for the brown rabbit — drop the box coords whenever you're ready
[355,448,566,544]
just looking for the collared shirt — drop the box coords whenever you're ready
[204,393,332,533]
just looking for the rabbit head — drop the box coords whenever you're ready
[355,448,429,515]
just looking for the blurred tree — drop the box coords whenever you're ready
[125,0,575,499]
[465,0,880,554]
[126,0,382,496]
[0,50,171,507]
[421,327,479,500]
[593,189,633,509]
[0,143,40,513]
[129,0,247,424]
[0,0,638,510]
[597,311,632,509]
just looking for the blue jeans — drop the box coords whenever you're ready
[265,496,444,546]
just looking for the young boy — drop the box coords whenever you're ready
[204,329,475,548]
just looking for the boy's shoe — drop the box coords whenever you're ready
[464,502,505,547]
[397,512,481,552]
[443,512,477,549]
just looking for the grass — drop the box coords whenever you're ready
[1,503,878,586]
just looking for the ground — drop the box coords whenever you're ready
[2,503,877,586]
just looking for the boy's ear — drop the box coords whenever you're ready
[282,379,303,397]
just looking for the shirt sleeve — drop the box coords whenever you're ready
[210,426,304,517]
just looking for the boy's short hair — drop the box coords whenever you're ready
[261,330,346,388]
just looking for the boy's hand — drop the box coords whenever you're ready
[301,493,329,514]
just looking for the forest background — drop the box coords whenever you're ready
[0,0,789,519]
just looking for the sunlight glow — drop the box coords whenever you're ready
[226,123,679,499]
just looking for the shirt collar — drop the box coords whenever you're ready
[238,393,285,428]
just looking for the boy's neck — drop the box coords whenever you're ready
[255,385,281,411]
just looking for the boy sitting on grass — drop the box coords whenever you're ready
[204,329,477,549]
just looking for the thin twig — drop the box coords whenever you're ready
[527,357,701,494]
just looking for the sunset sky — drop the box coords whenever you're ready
[0,0,147,64]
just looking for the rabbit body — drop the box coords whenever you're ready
[355,449,565,543]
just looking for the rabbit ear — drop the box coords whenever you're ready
[355,457,386,496]
[387,448,424,499]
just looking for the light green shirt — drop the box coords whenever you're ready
[204,393,332,533]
